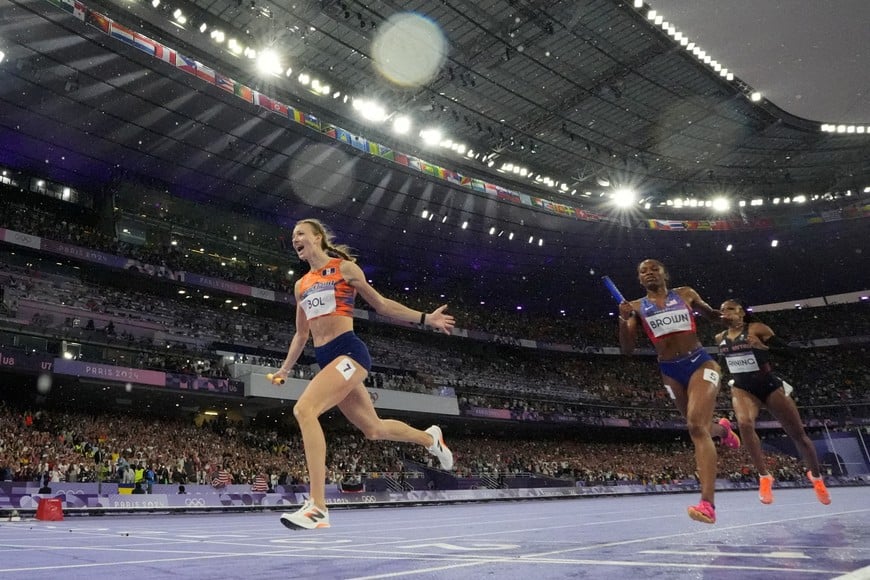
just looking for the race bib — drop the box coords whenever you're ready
[301,288,337,319]
[725,352,760,373]
[644,308,693,338]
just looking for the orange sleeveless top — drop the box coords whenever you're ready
[296,258,356,320]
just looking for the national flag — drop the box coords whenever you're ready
[195,61,215,84]
[322,125,337,138]
[406,156,421,171]
[175,53,197,75]
[271,100,289,116]
[154,43,176,66]
[303,113,321,131]
[58,0,86,20]
[420,161,439,177]
[532,197,552,210]
[575,209,602,222]
[291,109,304,124]
[234,83,253,103]
[215,73,235,93]
[109,22,136,47]
[335,127,353,145]
[254,91,274,109]
[350,135,369,152]
[484,183,498,195]
[132,32,156,56]
[655,219,686,231]
[460,176,472,187]
[85,10,110,33]
[497,189,521,204]
[211,469,232,488]
[251,474,268,492]
[255,92,288,115]
[470,179,486,192]
[394,153,409,167]
[374,143,394,161]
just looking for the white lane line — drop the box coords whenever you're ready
[831,565,870,580]
[523,508,870,558]
[640,549,811,559]
[346,560,496,580]
[0,553,250,573]
[344,555,838,579]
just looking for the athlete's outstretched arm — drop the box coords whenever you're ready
[682,287,721,322]
[340,260,455,334]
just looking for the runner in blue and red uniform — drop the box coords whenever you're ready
[716,299,831,506]
[618,259,739,524]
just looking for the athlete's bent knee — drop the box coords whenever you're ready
[737,418,755,434]
[686,420,710,440]
[293,402,316,423]
[360,422,384,440]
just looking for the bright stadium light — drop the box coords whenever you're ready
[256,49,282,76]
[419,128,442,145]
[712,197,730,212]
[611,188,637,207]
[392,115,411,134]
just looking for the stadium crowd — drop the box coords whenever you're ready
[0,190,867,495]
[3,197,868,346]
[0,402,818,488]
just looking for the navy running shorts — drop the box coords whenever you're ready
[314,331,372,373]
[658,346,714,388]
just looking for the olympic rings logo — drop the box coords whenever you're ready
[184,497,206,507]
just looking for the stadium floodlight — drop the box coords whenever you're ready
[419,128,442,145]
[392,116,411,134]
[256,49,282,76]
[712,197,730,212]
[611,188,637,207]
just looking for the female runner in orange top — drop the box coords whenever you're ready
[272,218,455,530]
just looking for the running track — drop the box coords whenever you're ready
[0,487,867,579]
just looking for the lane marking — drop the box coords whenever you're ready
[832,565,870,580]
[640,549,811,559]
[398,542,519,551]
[523,508,870,559]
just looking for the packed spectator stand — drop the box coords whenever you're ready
[0,188,868,492]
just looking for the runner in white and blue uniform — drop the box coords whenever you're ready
[617,259,739,525]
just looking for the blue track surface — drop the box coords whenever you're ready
[1,487,867,579]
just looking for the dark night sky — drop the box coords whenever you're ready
[649,0,869,123]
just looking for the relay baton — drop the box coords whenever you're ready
[602,276,626,304]
[265,373,285,385]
